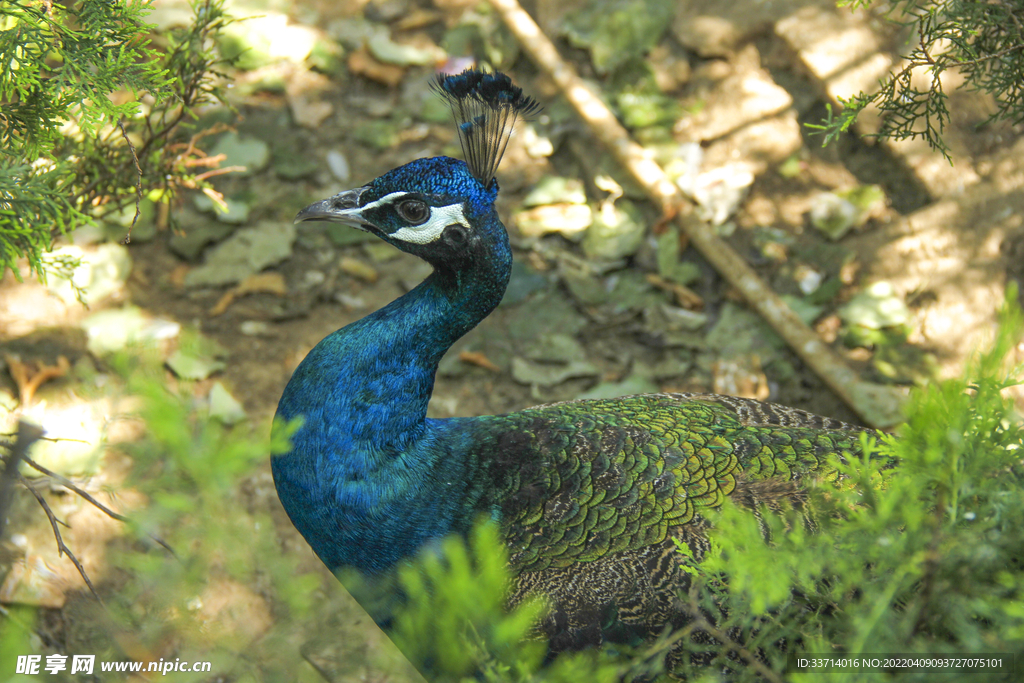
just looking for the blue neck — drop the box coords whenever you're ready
[272,218,511,574]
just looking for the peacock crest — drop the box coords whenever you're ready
[431,69,541,189]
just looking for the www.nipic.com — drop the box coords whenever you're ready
[15,655,213,676]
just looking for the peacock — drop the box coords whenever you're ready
[272,69,873,665]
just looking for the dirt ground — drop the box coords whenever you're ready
[2,0,1023,679]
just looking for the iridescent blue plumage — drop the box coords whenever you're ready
[272,69,872,665]
[274,154,510,573]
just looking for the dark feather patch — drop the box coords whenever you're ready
[432,69,541,188]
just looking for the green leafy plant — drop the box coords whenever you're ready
[667,285,1024,681]
[809,0,1024,159]
[0,0,233,283]
[374,519,622,683]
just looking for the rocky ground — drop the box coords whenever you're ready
[1,0,1022,680]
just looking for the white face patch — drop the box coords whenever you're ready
[360,191,409,212]
[390,203,471,245]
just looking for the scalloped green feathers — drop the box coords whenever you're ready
[481,393,864,574]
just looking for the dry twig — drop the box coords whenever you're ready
[19,473,102,602]
[116,118,144,245]
[21,455,176,558]
[1,422,176,606]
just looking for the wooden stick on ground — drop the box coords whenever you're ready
[488,0,906,428]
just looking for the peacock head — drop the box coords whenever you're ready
[294,156,503,270]
[295,69,539,272]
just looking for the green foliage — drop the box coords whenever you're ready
[0,355,360,682]
[0,0,232,282]
[374,519,620,682]
[105,371,326,676]
[392,522,545,678]
[0,1,169,158]
[809,0,1024,159]
[672,286,1024,680]
[0,605,36,682]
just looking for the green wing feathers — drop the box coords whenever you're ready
[482,392,868,574]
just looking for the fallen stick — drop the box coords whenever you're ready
[488,0,905,428]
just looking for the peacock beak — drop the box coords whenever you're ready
[294,187,369,228]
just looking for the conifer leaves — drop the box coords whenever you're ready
[1,0,230,280]
[811,0,1024,160]
[0,1,168,156]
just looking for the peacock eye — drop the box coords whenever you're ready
[396,199,429,225]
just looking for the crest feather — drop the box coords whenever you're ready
[432,69,541,188]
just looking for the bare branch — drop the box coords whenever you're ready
[116,118,143,245]
[21,455,176,558]
[19,473,102,602]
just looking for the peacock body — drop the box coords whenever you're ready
[272,70,870,657]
